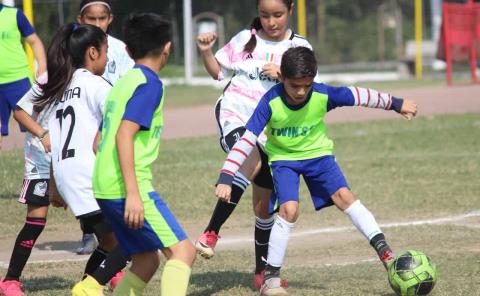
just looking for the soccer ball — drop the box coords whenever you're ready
[387,250,437,296]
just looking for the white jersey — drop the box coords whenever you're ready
[17,83,55,179]
[215,29,313,145]
[103,35,134,84]
[48,69,111,217]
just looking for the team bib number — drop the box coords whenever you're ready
[56,106,76,160]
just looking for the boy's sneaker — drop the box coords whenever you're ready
[109,271,125,291]
[254,270,288,290]
[379,249,395,270]
[76,233,97,255]
[260,277,288,296]
[0,279,25,296]
[195,231,220,259]
[71,275,104,296]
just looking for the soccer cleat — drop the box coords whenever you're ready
[254,270,288,290]
[109,271,125,291]
[0,279,25,296]
[379,249,395,270]
[71,275,104,296]
[76,233,97,255]
[195,231,220,259]
[260,277,288,296]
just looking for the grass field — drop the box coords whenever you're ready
[1,113,479,295]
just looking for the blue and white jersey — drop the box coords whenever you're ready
[103,35,134,85]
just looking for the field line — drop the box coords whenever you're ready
[1,211,478,268]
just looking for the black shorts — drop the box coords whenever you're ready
[78,211,113,237]
[18,179,50,206]
[217,125,273,190]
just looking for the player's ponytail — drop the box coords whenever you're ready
[243,17,262,54]
[34,23,106,111]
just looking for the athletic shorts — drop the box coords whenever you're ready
[217,124,273,190]
[269,155,349,213]
[78,211,113,237]
[0,78,30,136]
[96,192,188,257]
[18,179,50,206]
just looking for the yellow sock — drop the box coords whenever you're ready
[71,275,104,296]
[112,269,146,296]
[161,259,192,296]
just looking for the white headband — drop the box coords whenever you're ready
[80,1,111,14]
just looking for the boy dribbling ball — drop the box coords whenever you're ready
[215,46,417,296]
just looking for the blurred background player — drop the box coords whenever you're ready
[195,0,314,288]
[75,0,134,256]
[215,47,418,296]
[93,13,195,296]
[0,2,46,149]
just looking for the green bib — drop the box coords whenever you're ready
[93,68,164,199]
[265,92,334,162]
[0,6,31,84]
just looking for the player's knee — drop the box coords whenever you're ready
[332,187,356,211]
[168,240,196,267]
[279,201,299,223]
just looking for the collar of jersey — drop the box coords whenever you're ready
[278,85,313,111]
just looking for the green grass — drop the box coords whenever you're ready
[1,113,479,295]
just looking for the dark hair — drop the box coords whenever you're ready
[35,23,106,111]
[281,47,317,79]
[79,0,112,16]
[123,13,172,60]
[243,0,293,53]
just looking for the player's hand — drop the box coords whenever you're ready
[262,63,281,80]
[196,32,217,52]
[40,133,51,153]
[124,193,144,230]
[49,193,67,209]
[215,184,232,203]
[400,99,418,120]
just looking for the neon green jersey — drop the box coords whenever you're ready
[245,83,334,162]
[93,66,164,199]
[0,6,32,84]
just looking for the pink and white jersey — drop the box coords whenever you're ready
[215,29,313,146]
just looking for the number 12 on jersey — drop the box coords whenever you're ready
[56,106,76,160]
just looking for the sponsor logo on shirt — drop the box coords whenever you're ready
[248,67,278,83]
[270,125,317,138]
[108,60,116,74]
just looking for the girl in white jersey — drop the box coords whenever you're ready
[32,23,126,296]
[76,0,134,255]
[195,0,312,289]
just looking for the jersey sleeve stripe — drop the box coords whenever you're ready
[226,158,242,168]
[354,86,361,106]
[241,137,255,147]
[232,148,248,158]
[221,169,236,176]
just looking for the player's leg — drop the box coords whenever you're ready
[72,213,127,295]
[261,162,300,296]
[306,155,395,269]
[160,239,196,296]
[0,179,49,296]
[196,126,261,259]
[0,86,12,137]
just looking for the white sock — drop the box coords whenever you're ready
[267,215,294,268]
[344,200,382,241]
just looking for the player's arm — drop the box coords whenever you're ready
[116,120,144,230]
[216,97,272,202]
[25,33,47,77]
[196,32,221,79]
[326,85,417,120]
[17,8,46,78]
[14,107,50,152]
[93,130,101,154]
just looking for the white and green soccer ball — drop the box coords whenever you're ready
[387,250,437,296]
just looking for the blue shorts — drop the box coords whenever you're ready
[269,155,349,213]
[96,192,188,257]
[0,78,30,136]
